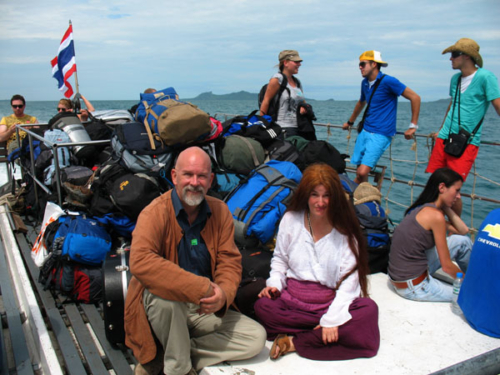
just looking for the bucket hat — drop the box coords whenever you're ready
[442,38,483,68]
[359,50,388,67]
[279,50,303,62]
[353,182,382,205]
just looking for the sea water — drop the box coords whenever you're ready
[0,98,499,229]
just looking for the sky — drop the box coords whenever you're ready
[1,0,499,102]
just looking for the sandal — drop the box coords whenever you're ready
[270,334,292,360]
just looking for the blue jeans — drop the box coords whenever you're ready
[392,235,472,302]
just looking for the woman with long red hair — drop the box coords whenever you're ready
[254,163,379,361]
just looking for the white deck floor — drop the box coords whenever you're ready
[201,273,500,375]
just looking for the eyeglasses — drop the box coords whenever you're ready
[451,51,464,58]
[57,107,68,112]
[359,61,370,68]
[12,105,24,109]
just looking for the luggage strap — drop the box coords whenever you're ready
[141,100,166,151]
[232,135,260,168]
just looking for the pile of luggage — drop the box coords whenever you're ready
[8,86,390,343]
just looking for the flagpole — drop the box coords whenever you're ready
[68,20,82,111]
[70,20,80,96]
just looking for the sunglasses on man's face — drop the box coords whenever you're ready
[57,107,68,112]
[12,105,24,109]
[451,51,464,58]
[359,61,371,68]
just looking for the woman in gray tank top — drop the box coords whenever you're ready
[388,168,472,302]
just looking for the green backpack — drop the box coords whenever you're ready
[219,135,265,175]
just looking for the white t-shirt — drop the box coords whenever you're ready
[272,73,305,129]
[460,70,477,93]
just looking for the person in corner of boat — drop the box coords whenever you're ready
[124,147,266,375]
[254,163,380,361]
[388,168,472,302]
[342,50,421,184]
[426,38,500,216]
[259,49,308,138]
[0,94,38,155]
[57,93,95,122]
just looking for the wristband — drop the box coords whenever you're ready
[408,123,418,129]
[347,120,354,126]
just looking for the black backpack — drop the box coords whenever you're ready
[258,73,302,121]
[300,140,348,174]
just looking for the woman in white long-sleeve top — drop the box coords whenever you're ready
[254,163,380,361]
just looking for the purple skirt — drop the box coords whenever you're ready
[280,278,336,313]
[254,278,380,361]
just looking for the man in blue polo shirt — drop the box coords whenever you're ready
[343,50,421,184]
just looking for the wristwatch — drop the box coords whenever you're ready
[347,120,354,126]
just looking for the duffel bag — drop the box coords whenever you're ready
[301,140,348,173]
[60,165,94,187]
[139,98,212,147]
[219,135,266,175]
[111,121,174,174]
[109,173,161,220]
[56,214,113,265]
[222,111,281,147]
[265,139,301,164]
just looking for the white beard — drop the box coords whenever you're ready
[182,186,205,207]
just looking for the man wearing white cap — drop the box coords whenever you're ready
[343,51,421,184]
[426,38,500,207]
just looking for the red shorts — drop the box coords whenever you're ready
[425,138,478,181]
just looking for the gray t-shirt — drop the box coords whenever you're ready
[388,203,436,281]
[272,73,305,129]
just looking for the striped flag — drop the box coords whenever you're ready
[51,24,77,98]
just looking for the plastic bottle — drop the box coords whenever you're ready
[451,272,464,315]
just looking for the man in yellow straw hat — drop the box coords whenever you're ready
[426,38,500,214]
[343,50,421,184]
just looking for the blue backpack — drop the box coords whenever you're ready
[56,215,112,265]
[225,160,302,247]
[355,201,390,248]
[134,87,179,122]
[8,137,42,164]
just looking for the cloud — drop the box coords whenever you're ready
[0,0,499,101]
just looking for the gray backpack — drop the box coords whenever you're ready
[43,129,73,186]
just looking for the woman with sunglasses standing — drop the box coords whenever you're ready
[57,94,94,122]
[259,50,308,138]
[0,94,38,154]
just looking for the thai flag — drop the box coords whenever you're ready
[51,25,77,98]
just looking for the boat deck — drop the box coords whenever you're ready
[0,205,136,374]
[202,273,500,375]
[1,203,499,375]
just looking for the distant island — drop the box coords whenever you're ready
[183,90,329,102]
